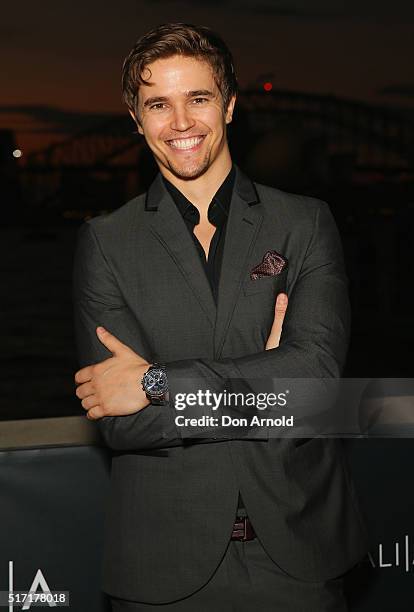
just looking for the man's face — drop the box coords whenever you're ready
[132,55,235,180]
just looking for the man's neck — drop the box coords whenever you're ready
[160,152,233,215]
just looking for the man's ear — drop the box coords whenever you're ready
[128,108,144,135]
[225,95,236,124]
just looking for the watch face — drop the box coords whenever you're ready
[144,368,168,396]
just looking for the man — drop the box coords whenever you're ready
[73,23,368,611]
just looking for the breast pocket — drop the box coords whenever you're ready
[243,267,288,297]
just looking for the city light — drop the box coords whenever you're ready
[12,149,22,158]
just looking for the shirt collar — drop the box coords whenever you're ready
[162,165,235,228]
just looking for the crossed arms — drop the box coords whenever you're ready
[73,201,350,450]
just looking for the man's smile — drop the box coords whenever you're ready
[165,135,206,151]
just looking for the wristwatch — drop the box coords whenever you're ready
[141,363,169,405]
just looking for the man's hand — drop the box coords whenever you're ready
[74,326,151,420]
[266,292,288,350]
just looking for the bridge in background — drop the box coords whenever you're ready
[13,89,414,213]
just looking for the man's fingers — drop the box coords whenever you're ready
[274,292,288,316]
[75,381,95,400]
[74,366,94,384]
[96,326,130,355]
[265,292,288,350]
[81,395,100,411]
[86,406,104,420]
[95,327,147,364]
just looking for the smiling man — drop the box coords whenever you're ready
[73,23,368,611]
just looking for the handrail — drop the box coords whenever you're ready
[0,416,103,451]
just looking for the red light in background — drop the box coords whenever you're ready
[263,82,273,92]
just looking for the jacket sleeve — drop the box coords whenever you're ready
[165,200,351,436]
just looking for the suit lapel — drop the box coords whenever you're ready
[214,167,263,358]
[146,174,217,327]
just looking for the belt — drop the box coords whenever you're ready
[231,515,256,541]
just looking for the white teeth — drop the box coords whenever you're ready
[168,137,203,150]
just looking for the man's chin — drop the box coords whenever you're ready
[165,157,211,181]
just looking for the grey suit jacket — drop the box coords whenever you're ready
[73,166,369,604]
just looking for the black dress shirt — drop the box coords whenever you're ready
[162,166,235,303]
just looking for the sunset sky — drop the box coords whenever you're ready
[1,0,413,154]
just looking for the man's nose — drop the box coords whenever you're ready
[170,104,195,131]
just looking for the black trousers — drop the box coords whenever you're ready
[110,537,347,612]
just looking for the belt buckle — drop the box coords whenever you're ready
[241,516,248,541]
[234,515,248,541]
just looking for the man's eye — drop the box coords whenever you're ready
[192,97,208,104]
[150,103,167,111]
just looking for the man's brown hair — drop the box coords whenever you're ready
[122,23,238,121]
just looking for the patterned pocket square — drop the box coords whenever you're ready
[250,250,288,280]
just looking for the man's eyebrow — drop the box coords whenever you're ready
[143,96,169,108]
[187,89,214,97]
